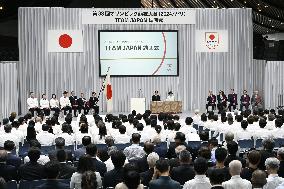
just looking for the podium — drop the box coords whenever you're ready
[130,98,146,114]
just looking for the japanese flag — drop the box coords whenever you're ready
[48,30,83,52]
[105,70,113,113]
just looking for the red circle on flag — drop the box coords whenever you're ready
[59,34,72,48]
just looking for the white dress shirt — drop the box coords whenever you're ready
[114,134,131,144]
[50,98,59,108]
[36,131,55,146]
[27,97,39,109]
[24,154,50,165]
[60,96,71,108]
[263,174,284,189]
[123,144,145,161]
[11,128,25,144]
[0,132,21,147]
[40,98,50,109]
[166,95,175,101]
[105,157,129,172]
[222,175,252,189]
[183,175,212,189]
[57,133,75,146]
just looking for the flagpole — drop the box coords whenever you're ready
[97,67,110,102]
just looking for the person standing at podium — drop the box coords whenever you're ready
[166,91,175,101]
[152,90,161,101]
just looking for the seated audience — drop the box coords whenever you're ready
[56,150,76,179]
[241,150,261,181]
[123,133,145,161]
[263,157,284,189]
[140,152,159,186]
[251,170,267,189]
[167,132,192,159]
[36,124,55,146]
[183,157,211,189]
[57,123,75,146]
[19,147,45,180]
[115,125,131,144]
[224,141,245,168]
[48,137,73,161]
[207,147,231,182]
[0,124,20,147]
[209,169,225,189]
[103,150,126,189]
[149,158,181,189]
[0,150,17,182]
[170,150,195,185]
[74,136,92,160]
[277,147,284,178]
[259,138,276,170]
[70,155,102,189]
[222,160,252,189]
[4,140,21,168]
[24,140,50,165]
[136,142,154,173]
[35,161,69,189]
[115,170,144,189]
[81,171,98,189]
[208,138,219,164]
[86,144,107,177]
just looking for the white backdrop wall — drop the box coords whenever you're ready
[18,8,256,114]
[264,61,284,109]
[0,61,19,118]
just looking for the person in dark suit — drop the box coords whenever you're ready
[18,147,45,180]
[35,161,69,189]
[152,91,161,101]
[103,150,126,189]
[206,90,216,113]
[4,140,21,168]
[209,169,225,189]
[170,150,195,185]
[217,90,227,114]
[140,152,159,186]
[0,150,17,182]
[224,141,246,168]
[77,92,89,115]
[149,158,181,189]
[251,170,267,189]
[56,150,76,179]
[240,90,250,111]
[258,138,275,170]
[167,132,192,159]
[240,150,260,181]
[74,136,92,160]
[69,91,78,117]
[277,148,284,177]
[228,89,238,112]
[89,92,99,114]
[86,144,107,177]
[136,142,154,173]
[48,137,73,162]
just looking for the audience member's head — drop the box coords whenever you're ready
[241,120,248,130]
[124,171,141,189]
[277,147,284,161]
[143,142,154,155]
[251,170,267,189]
[179,150,191,164]
[77,155,95,173]
[265,157,280,175]
[174,132,186,144]
[229,160,242,176]
[194,157,208,175]
[86,144,97,157]
[56,149,67,163]
[275,118,283,128]
[225,132,234,143]
[259,118,267,128]
[215,147,227,163]
[247,150,261,167]
[118,125,126,134]
[4,125,12,133]
[147,152,159,169]
[111,150,126,169]
[28,147,41,163]
[262,138,275,151]
[82,136,92,147]
[199,131,209,142]
[131,133,141,144]
[3,140,15,152]
[55,137,65,149]
[208,138,218,150]
[0,150,8,163]
[155,158,170,176]
[209,169,224,186]
[105,136,114,147]
[185,117,193,125]
[227,141,238,155]
[44,161,60,179]
[81,171,97,189]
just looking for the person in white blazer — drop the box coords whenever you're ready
[60,91,72,115]
[27,92,40,117]
[40,93,50,117]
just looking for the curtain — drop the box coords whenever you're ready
[0,61,18,118]
[264,61,284,109]
[18,8,254,114]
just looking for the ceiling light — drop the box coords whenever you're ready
[272,25,274,27]
[257,3,260,6]
[244,1,246,3]
[213,1,216,3]
[231,0,234,2]
[269,19,271,21]
[258,9,262,12]
[0,6,3,10]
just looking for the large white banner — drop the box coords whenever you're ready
[196,30,228,52]
[82,9,196,25]
[48,30,83,52]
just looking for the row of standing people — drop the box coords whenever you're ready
[206,89,263,113]
[27,91,99,117]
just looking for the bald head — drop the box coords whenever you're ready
[229,160,242,176]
